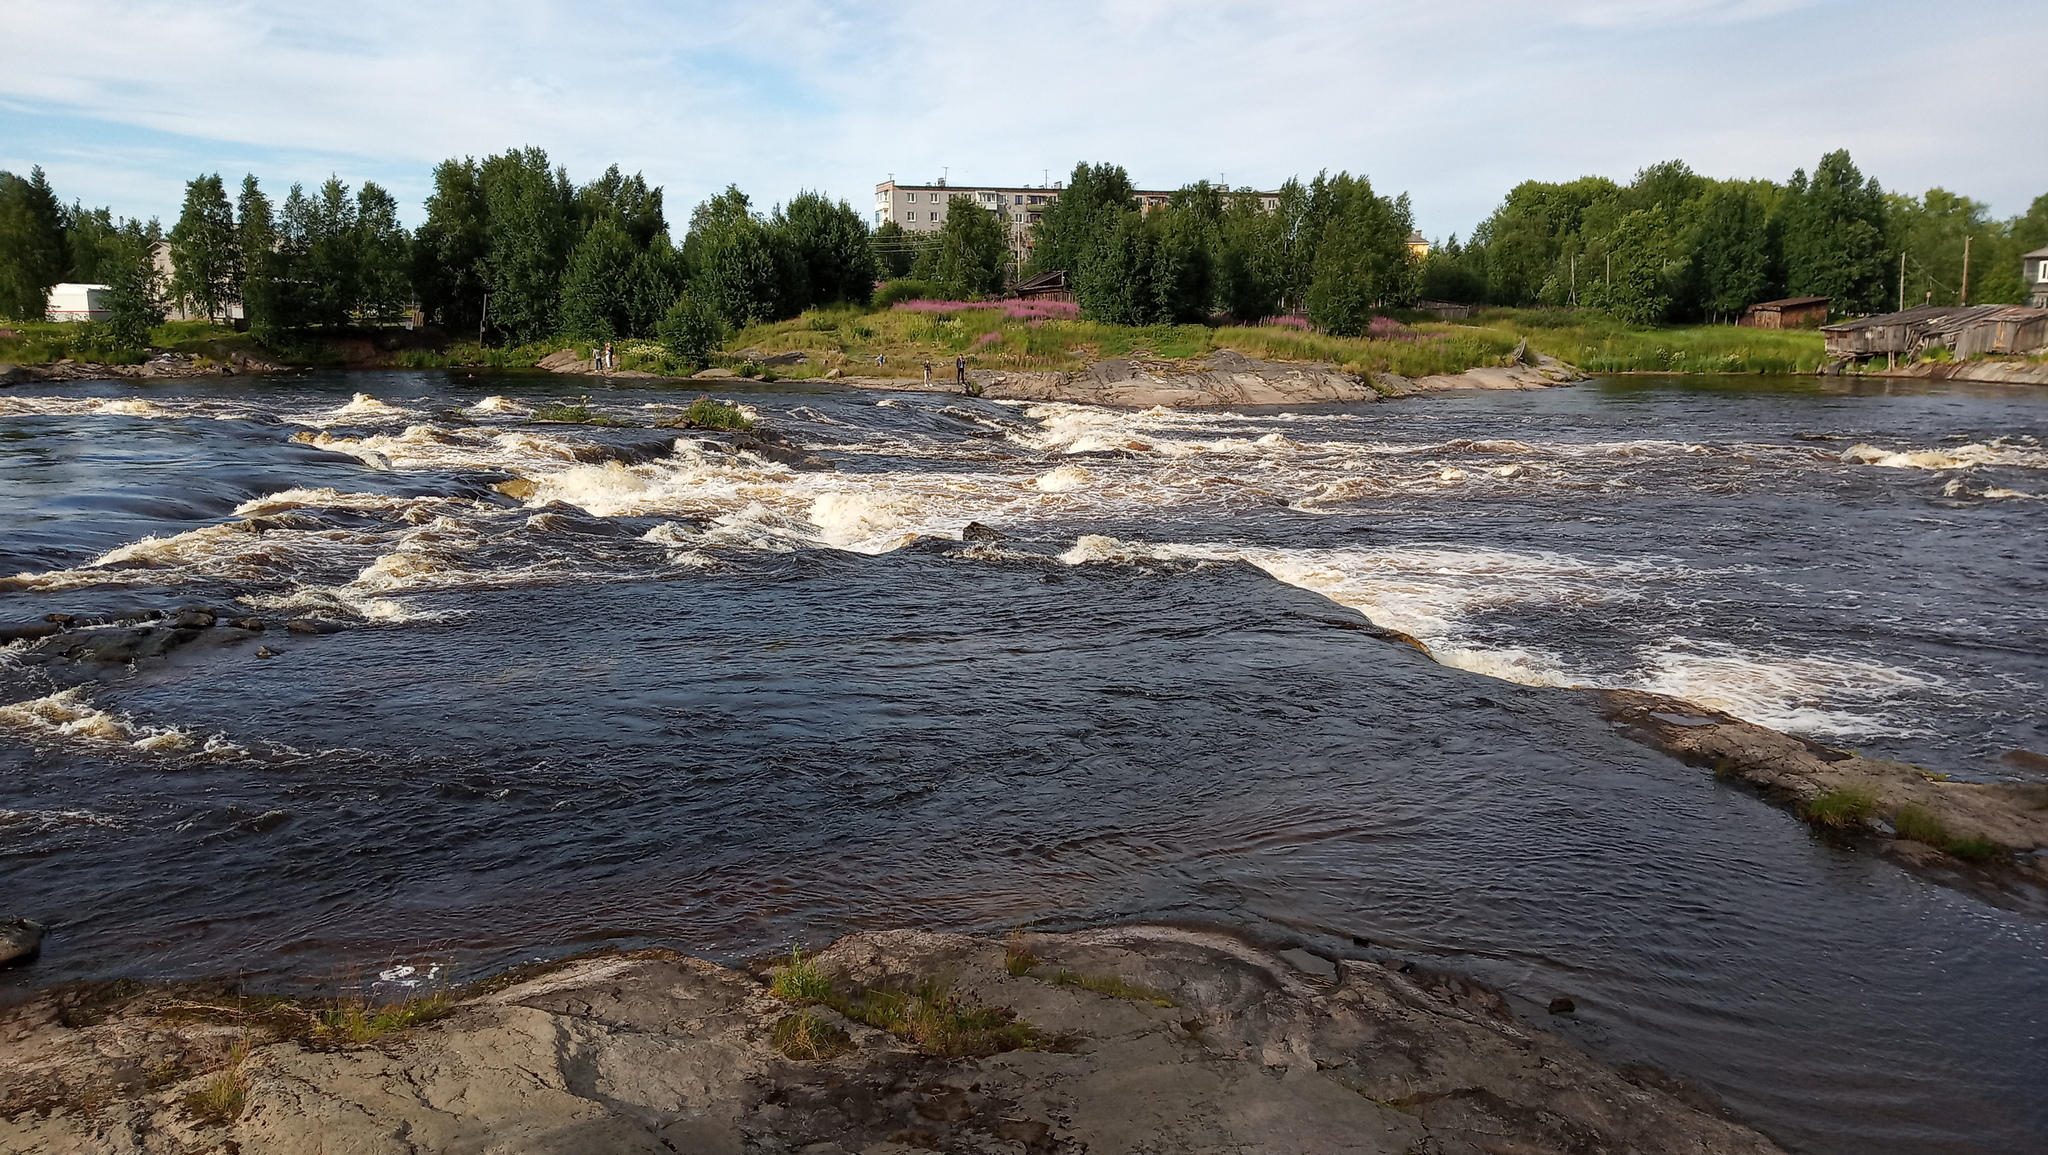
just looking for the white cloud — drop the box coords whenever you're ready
[0,0,2041,238]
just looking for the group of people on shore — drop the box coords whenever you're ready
[591,343,616,371]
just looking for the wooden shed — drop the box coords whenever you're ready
[1738,296,1831,329]
[1822,304,2048,361]
[1012,269,1071,302]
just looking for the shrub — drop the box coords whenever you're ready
[872,279,941,308]
[658,290,727,371]
[1946,836,2003,862]
[1802,786,1878,829]
[1004,940,1040,977]
[833,979,1040,1057]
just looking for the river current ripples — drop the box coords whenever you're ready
[1,370,2045,1154]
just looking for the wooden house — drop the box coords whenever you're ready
[2026,246,2048,308]
[1737,296,1831,329]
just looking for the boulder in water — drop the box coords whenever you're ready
[960,522,1006,542]
[0,917,44,966]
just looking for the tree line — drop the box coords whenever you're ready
[7,149,2045,347]
[0,150,880,366]
[1421,151,2048,321]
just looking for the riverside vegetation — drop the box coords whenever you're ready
[1,149,2026,384]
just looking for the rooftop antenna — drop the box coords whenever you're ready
[1043,169,1049,188]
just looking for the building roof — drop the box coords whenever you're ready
[1821,304,2001,332]
[1746,296,1831,310]
[2023,246,2048,259]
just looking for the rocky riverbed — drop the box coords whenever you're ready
[0,926,1784,1154]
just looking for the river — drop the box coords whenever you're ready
[1,371,2044,1153]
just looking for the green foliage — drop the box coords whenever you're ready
[103,242,167,349]
[1579,209,1674,325]
[926,195,1009,299]
[1304,175,1418,334]
[776,190,878,309]
[1802,786,1878,830]
[414,158,491,334]
[686,185,782,328]
[1782,151,1889,315]
[169,174,239,323]
[871,218,925,279]
[1216,189,1287,321]
[1471,308,1826,373]
[354,182,411,319]
[1049,969,1176,1007]
[679,397,753,430]
[1028,162,1136,278]
[831,979,1041,1058]
[769,947,835,1003]
[1004,940,1041,977]
[558,218,640,340]
[480,147,578,344]
[0,166,69,320]
[658,289,727,371]
[237,176,282,341]
[1692,184,1777,320]
[313,991,455,1044]
[529,402,620,425]
[1893,803,2004,862]
[577,164,666,249]
[872,278,940,307]
[1075,209,1158,324]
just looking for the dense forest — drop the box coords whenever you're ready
[1418,151,2048,321]
[1,149,2043,356]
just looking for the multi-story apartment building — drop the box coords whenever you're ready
[875,179,1283,267]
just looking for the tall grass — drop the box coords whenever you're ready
[725,307,1523,380]
[1463,308,1828,374]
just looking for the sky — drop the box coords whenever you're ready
[3,0,2044,240]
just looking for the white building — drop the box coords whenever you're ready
[45,283,112,322]
[875,179,1281,267]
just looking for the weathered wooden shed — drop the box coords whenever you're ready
[1012,270,1071,302]
[1823,304,2048,361]
[1737,296,1831,329]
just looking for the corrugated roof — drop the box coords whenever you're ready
[1748,296,1831,309]
[1821,305,1992,332]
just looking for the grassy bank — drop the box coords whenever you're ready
[710,304,1525,381]
[1454,308,1828,374]
[0,320,269,367]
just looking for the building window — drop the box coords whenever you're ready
[2038,261,2048,283]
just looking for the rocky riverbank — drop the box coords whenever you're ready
[1836,358,2048,387]
[1,926,1784,1154]
[0,351,287,385]
[963,348,1576,408]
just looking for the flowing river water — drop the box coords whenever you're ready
[1,371,2045,1153]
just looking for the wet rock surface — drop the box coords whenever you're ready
[0,927,1783,1154]
[1596,688,2048,907]
[919,350,1579,408]
[0,918,43,966]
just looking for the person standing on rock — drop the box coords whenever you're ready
[604,343,615,372]
[955,354,967,387]
[922,358,933,384]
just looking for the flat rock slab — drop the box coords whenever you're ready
[0,927,1781,1154]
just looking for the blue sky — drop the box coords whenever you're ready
[4,0,2043,239]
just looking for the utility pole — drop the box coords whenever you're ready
[1960,236,1972,305]
[1569,255,1577,305]
[1898,252,1907,312]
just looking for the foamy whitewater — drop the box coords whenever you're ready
[5,378,2041,755]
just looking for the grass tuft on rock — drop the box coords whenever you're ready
[181,1038,250,1127]
[1802,786,1878,830]
[1004,940,1041,977]
[679,397,754,430]
[769,947,835,1003]
[1894,804,2005,862]
[313,990,456,1045]
[529,402,622,425]
[771,1012,856,1061]
[1049,969,1176,1008]
[835,980,1041,1057]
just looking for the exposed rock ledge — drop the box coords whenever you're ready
[1596,688,2048,906]
[965,349,1576,408]
[1,926,1780,1154]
